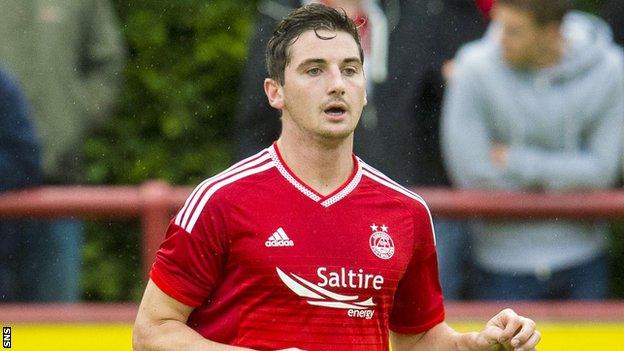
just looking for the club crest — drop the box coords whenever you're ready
[369,224,394,260]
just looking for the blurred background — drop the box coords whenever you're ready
[0,0,623,349]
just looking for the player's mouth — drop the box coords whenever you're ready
[323,102,348,119]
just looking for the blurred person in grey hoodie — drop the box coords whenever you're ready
[441,0,624,300]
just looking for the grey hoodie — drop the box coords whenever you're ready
[441,12,624,274]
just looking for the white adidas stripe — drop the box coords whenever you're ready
[176,152,272,229]
[362,163,427,203]
[361,168,421,202]
[361,165,437,246]
[175,150,271,227]
[177,152,272,228]
[175,150,270,227]
[276,227,289,240]
[184,161,275,233]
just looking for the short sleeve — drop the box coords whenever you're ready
[389,203,445,334]
[150,202,228,307]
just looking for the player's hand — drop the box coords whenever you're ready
[473,308,541,351]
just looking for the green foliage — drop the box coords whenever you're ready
[82,0,257,301]
[86,0,256,186]
[574,0,601,13]
[609,222,624,297]
[82,220,144,301]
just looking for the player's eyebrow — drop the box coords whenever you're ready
[342,57,362,66]
[297,58,327,70]
[296,57,362,70]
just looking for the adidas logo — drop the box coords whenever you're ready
[265,227,294,247]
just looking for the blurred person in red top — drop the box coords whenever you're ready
[476,0,494,17]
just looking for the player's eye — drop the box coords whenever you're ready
[343,66,358,76]
[307,67,322,76]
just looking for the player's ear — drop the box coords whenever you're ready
[264,78,284,110]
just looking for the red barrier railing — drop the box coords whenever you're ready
[2,182,624,276]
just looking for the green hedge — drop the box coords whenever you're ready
[86,1,256,186]
[82,0,257,301]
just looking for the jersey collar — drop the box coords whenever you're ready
[268,143,362,207]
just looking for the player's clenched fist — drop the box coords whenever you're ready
[474,308,541,351]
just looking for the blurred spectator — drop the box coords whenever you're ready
[475,0,495,17]
[0,0,126,301]
[600,0,624,46]
[0,68,42,301]
[442,0,624,300]
[234,0,486,300]
[600,0,624,183]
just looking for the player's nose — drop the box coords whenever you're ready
[327,66,346,96]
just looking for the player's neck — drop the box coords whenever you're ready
[276,135,355,197]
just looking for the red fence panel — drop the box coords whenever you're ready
[2,183,624,276]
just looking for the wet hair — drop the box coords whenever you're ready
[497,0,573,26]
[265,3,363,85]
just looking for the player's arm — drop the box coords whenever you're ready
[133,280,304,351]
[133,279,254,351]
[390,309,540,351]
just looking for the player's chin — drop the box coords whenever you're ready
[318,126,356,140]
[323,118,358,135]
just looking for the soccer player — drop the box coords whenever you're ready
[133,4,540,351]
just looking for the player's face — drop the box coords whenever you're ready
[265,29,367,142]
[493,5,550,69]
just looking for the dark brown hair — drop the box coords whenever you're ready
[265,3,363,85]
[497,0,573,26]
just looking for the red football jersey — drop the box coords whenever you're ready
[150,143,444,351]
